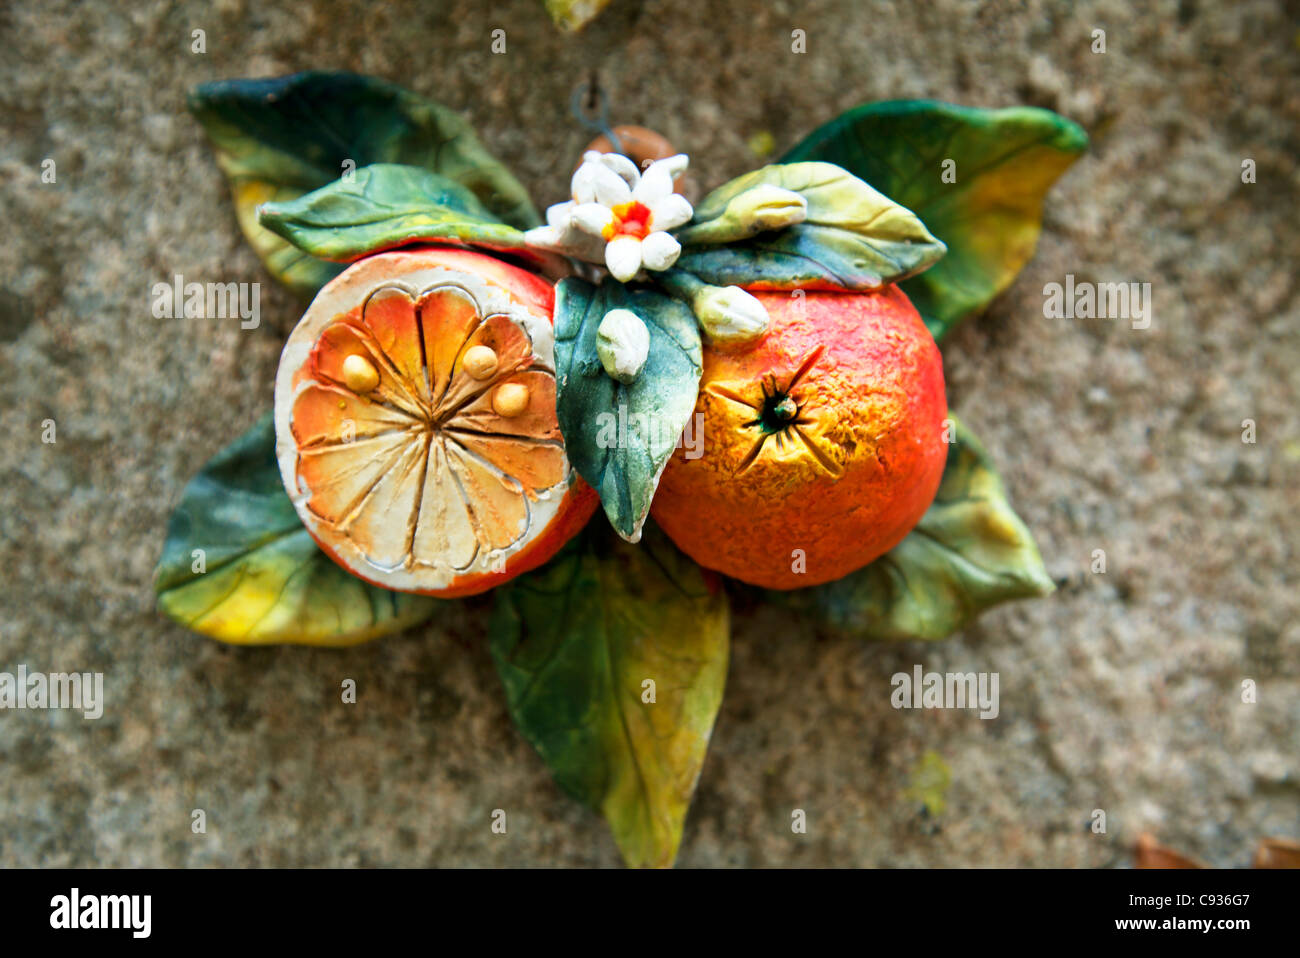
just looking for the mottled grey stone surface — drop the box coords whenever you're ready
[0,0,1295,867]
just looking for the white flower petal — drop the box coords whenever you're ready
[633,159,676,205]
[545,200,576,229]
[571,162,602,204]
[659,154,690,180]
[648,194,693,231]
[526,223,606,264]
[597,152,641,189]
[639,230,681,272]
[523,225,566,251]
[570,202,616,237]
[605,235,643,283]
[590,163,633,206]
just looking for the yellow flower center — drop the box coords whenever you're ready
[602,200,653,241]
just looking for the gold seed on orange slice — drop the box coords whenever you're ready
[462,344,499,380]
[341,353,380,393]
[492,382,531,418]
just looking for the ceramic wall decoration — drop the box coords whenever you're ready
[156,72,1086,867]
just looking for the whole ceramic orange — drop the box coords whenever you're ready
[651,285,948,589]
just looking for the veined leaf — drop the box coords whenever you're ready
[553,278,703,543]
[809,416,1054,640]
[675,162,945,291]
[490,523,729,868]
[258,164,559,272]
[781,100,1088,340]
[188,72,541,296]
[155,413,438,646]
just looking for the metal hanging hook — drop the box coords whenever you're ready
[569,74,623,155]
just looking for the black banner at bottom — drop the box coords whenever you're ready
[1,867,1288,944]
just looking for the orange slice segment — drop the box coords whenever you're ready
[444,442,532,553]
[450,369,561,441]
[274,248,597,597]
[310,321,425,417]
[412,439,482,572]
[421,285,483,404]
[360,285,434,408]
[289,384,419,448]
[438,312,540,414]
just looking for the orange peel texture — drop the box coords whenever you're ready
[651,285,948,590]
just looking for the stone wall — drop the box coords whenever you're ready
[0,0,1295,866]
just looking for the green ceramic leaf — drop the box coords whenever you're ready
[258,163,555,270]
[543,0,614,32]
[781,100,1088,340]
[490,523,729,868]
[155,413,438,646]
[809,416,1054,640]
[553,278,703,543]
[188,71,541,297]
[674,162,945,291]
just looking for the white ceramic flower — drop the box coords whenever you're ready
[525,151,693,282]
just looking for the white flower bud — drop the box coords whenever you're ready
[736,185,808,231]
[694,285,770,345]
[596,308,651,384]
[676,184,810,246]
